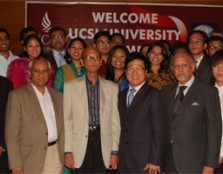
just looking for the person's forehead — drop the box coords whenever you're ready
[98,35,109,40]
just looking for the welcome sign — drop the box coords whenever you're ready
[26,2,223,52]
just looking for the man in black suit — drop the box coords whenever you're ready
[187,30,214,85]
[0,76,13,173]
[163,48,222,173]
[45,26,68,71]
[118,52,167,173]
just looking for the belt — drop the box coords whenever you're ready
[89,125,100,131]
[48,140,57,146]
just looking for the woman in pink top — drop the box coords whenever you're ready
[7,34,54,89]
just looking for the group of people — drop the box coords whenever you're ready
[0,25,223,174]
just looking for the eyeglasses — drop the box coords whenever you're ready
[96,40,110,45]
[51,35,65,40]
[126,66,145,73]
[83,55,101,62]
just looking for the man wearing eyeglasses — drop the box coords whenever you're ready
[45,26,68,70]
[206,36,223,57]
[63,46,120,173]
[118,52,167,173]
[162,48,221,174]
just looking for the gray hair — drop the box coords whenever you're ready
[28,57,51,71]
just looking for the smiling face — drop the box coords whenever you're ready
[148,46,164,66]
[111,48,127,70]
[0,31,10,52]
[24,38,41,59]
[126,59,147,88]
[94,35,111,55]
[68,40,85,61]
[50,30,67,52]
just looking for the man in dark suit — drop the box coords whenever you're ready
[163,48,222,173]
[118,52,167,173]
[45,26,68,71]
[187,30,215,85]
[5,57,64,174]
[0,76,13,173]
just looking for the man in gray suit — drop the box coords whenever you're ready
[5,57,64,174]
[163,48,222,173]
[64,47,120,173]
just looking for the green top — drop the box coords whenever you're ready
[53,61,86,92]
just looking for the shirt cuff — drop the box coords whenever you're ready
[111,151,119,156]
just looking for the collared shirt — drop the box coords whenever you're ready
[195,54,204,68]
[86,76,100,126]
[0,51,17,77]
[32,84,58,142]
[127,81,145,105]
[52,49,66,67]
[215,83,223,157]
[176,75,195,97]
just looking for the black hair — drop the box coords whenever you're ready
[19,26,37,41]
[124,52,149,71]
[49,26,66,37]
[106,45,129,81]
[148,41,169,72]
[23,34,44,57]
[0,28,10,40]
[93,30,111,44]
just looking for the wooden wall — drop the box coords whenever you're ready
[0,0,222,55]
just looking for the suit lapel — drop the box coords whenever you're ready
[127,83,147,112]
[169,83,178,114]
[195,55,209,75]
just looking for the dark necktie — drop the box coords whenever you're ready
[127,88,136,107]
[173,86,187,113]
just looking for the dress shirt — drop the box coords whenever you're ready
[86,76,100,126]
[195,54,204,68]
[0,51,17,77]
[32,84,58,142]
[215,83,223,158]
[175,75,194,97]
[52,49,66,67]
[127,81,145,106]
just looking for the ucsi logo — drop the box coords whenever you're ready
[40,12,52,53]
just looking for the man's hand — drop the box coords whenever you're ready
[109,155,118,170]
[12,167,23,174]
[202,166,214,174]
[64,154,75,169]
[218,156,223,165]
[143,163,161,174]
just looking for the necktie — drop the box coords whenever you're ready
[59,53,65,67]
[127,88,136,107]
[173,86,187,113]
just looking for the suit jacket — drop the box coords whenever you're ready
[0,76,13,150]
[162,78,222,172]
[5,84,64,173]
[118,83,167,173]
[45,51,59,71]
[195,54,214,85]
[63,76,121,168]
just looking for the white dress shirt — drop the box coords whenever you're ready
[195,54,204,68]
[127,81,145,105]
[215,83,223,158]
[0,51,17,77]
[176,75,195,97]
[32,84,58,142]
